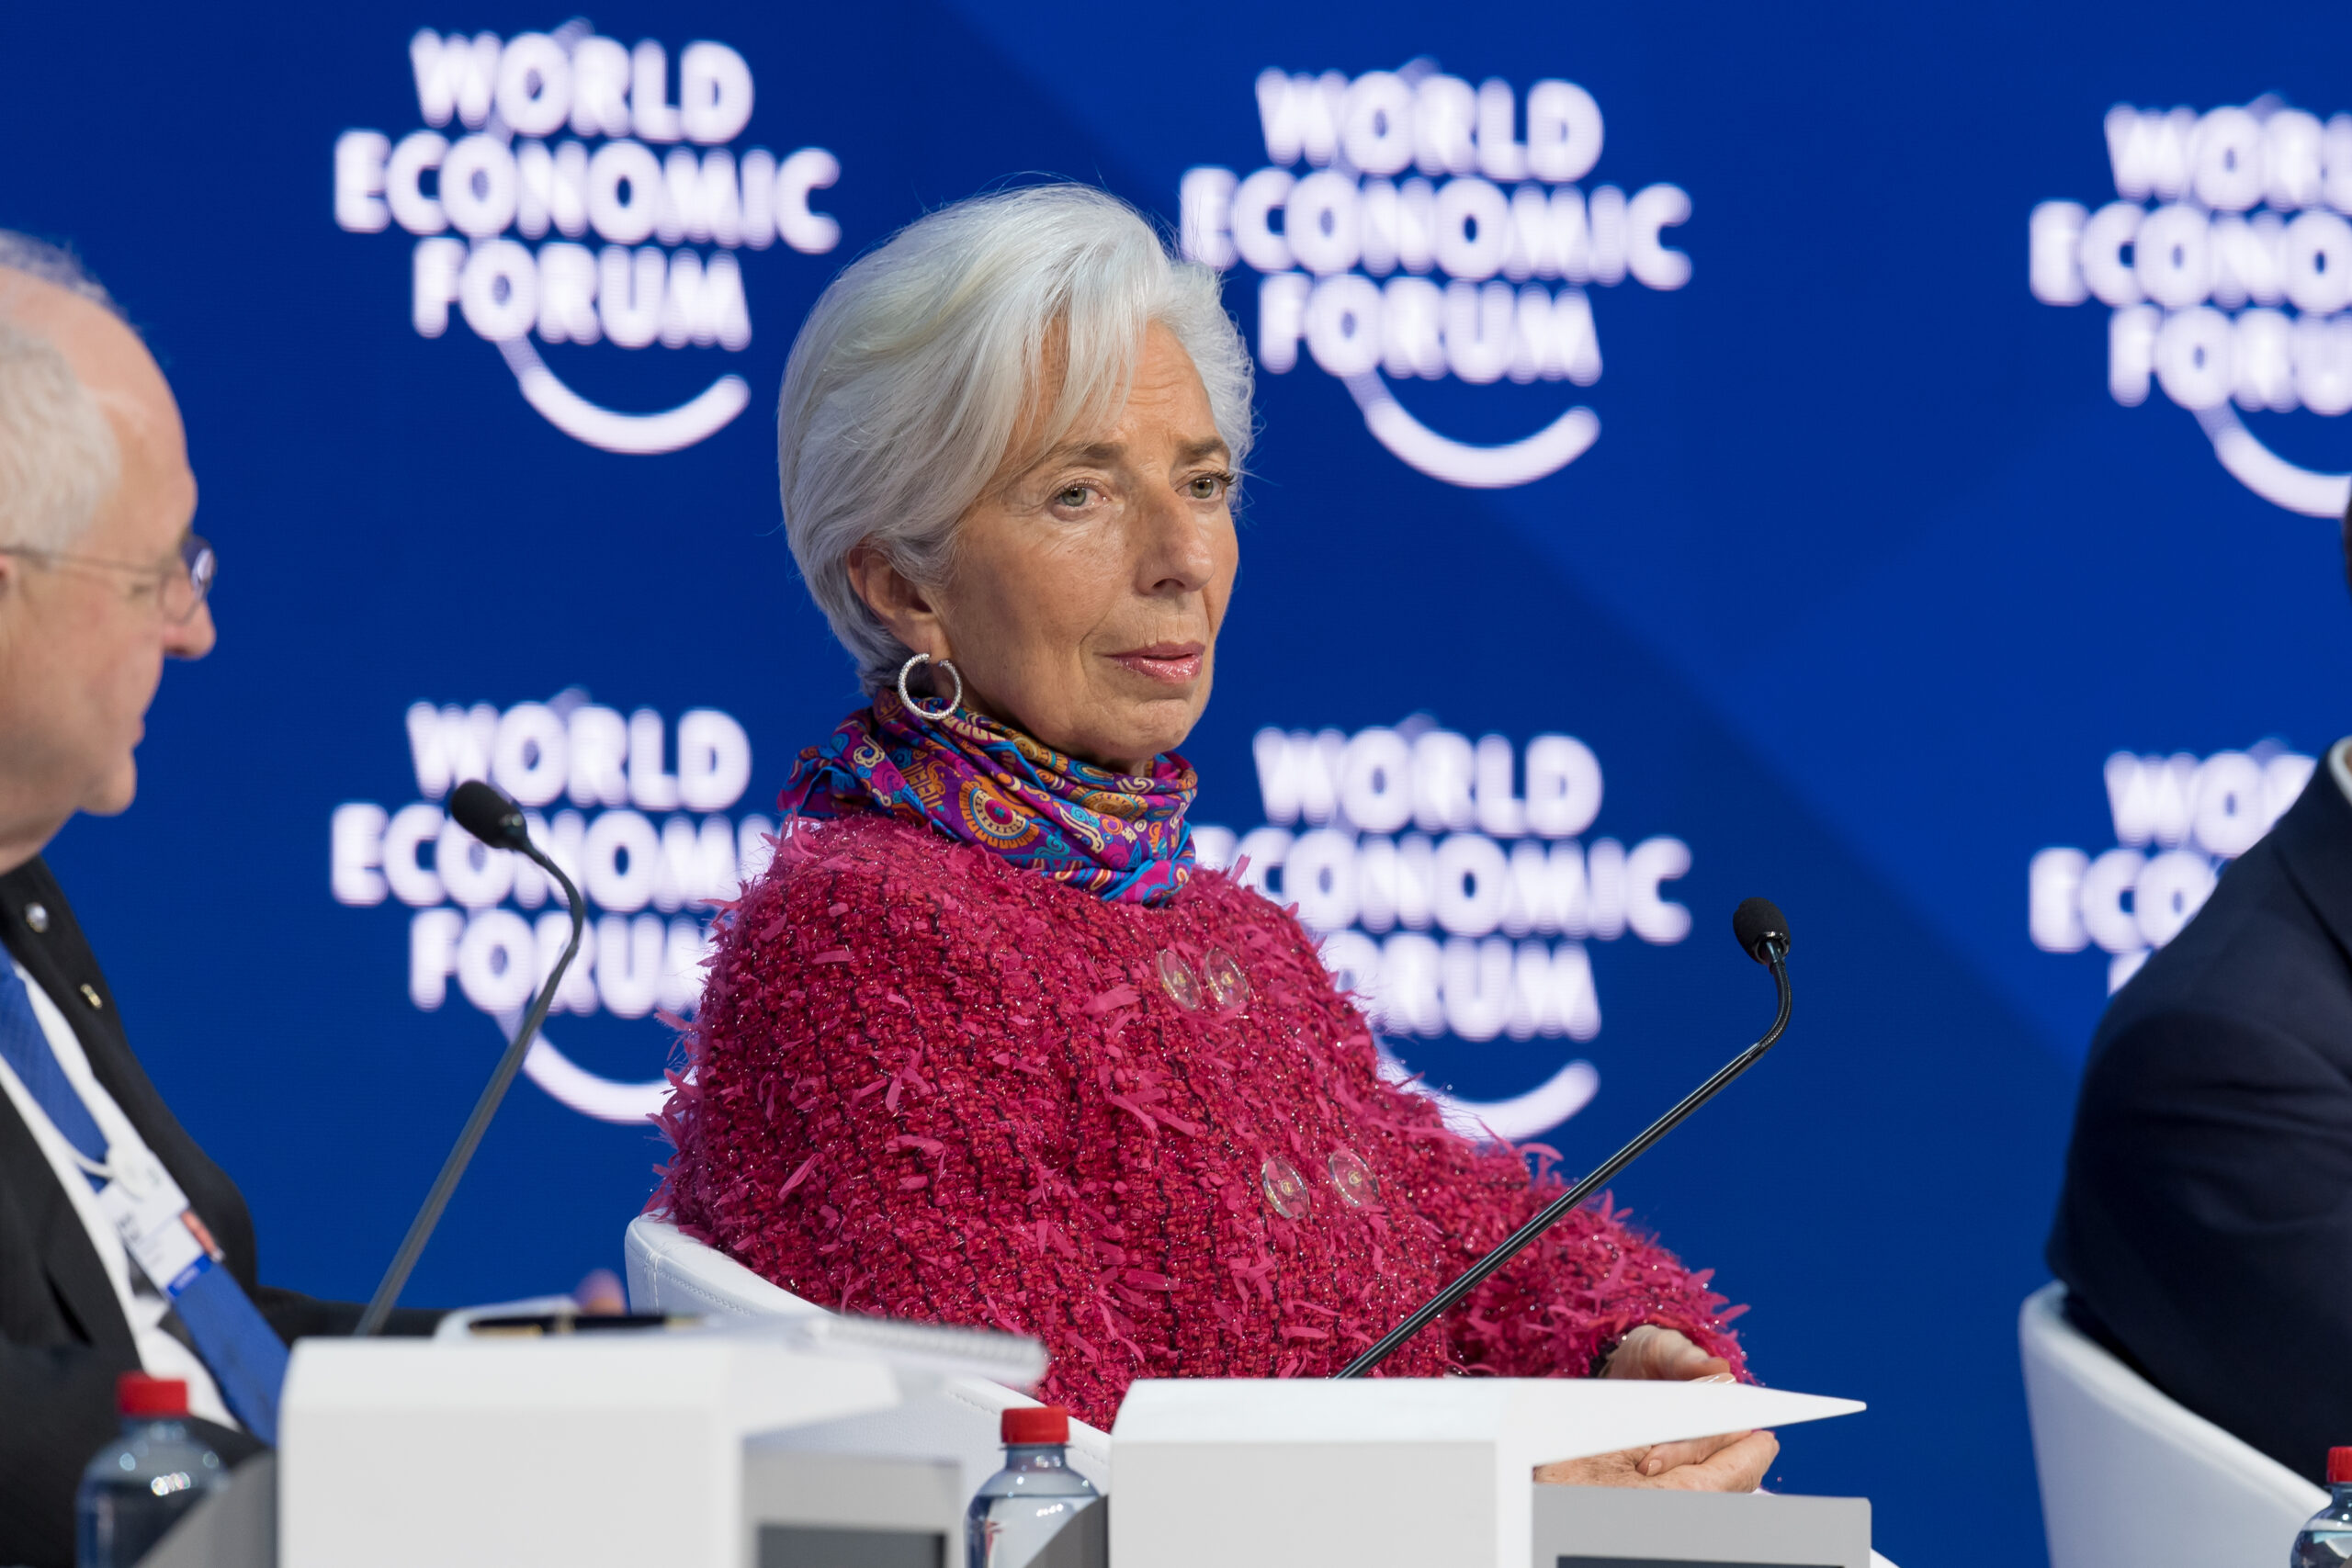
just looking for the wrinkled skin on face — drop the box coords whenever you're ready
[847,322,1238,773]
[0,273,214,874]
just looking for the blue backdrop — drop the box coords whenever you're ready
[12,3,2352,1562]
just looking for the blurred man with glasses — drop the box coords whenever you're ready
[0,235,434,1568]
[0,281,215,853]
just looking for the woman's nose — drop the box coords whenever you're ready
[1135,484,1217,594]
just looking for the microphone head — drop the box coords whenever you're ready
[1732,897,1792,964]
[449,779,529,851]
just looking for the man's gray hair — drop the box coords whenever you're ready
[777,185,1255,694]
[0,234,123,552]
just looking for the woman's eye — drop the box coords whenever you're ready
[1056,485,1092,509]
[1189,472,1230,501]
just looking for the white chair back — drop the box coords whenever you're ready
[2019,1282,2323,1568]
[624,1214,1111,1493]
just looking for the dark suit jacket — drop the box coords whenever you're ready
[0,857,435,1568]
[2050,759,2352,1483]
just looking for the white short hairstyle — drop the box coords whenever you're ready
[777,185,1254,694]
[0,234,123,553]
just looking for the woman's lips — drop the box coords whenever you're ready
[1109,643,1204,684]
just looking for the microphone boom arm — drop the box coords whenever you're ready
[355,842,587,1337]
[1333,943,1792,1379]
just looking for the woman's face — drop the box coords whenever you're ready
[853,323,1238,773]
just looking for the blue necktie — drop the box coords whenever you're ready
[0,964,288,1442]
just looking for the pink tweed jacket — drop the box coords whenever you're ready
[651,813,1747,1427]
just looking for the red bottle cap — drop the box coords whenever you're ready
[1001,1405,1069,1445]
[2329,1447,2352,1483]
[118,1373,189,1418]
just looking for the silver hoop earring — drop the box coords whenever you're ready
[897,652,962,721]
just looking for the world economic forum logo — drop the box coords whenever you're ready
[1179,65,1692,489]
[1196,719,1694,1140]
[2028,744,2312,996]
[2033,99,2352,517]
[331,694,771,1122]
[331,23,841,455]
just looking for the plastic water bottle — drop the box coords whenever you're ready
[76,1373,229,1568]
[967,1405,1100,1568]
[2296,1448,2352,1566]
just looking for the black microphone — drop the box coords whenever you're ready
[448,777,530,851]
[1334,898,1794,1379]
[1732,896,1792,965]
[355,780,589,1336]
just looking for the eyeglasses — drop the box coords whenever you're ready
[0,532,215,624]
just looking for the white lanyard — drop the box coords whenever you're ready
[88,1143,222,1302]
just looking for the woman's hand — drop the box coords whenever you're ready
[1603,1324,1749,1477]
[1533,1431,1779,1491]
[1602,1324,1729,1382]
[1532,1324,1771,1492]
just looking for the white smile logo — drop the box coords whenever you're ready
[2032,98,2352,518]
[1180,64,1691,489]
[333,23,842,456]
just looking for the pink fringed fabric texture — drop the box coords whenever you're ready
[651,815,1747,1427]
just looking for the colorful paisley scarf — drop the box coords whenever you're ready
[779,687,1198,907]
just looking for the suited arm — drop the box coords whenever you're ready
[2054,1009,2352,1482]
[254,1285,443,1340]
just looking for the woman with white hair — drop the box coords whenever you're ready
[652,185,1770,1489]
